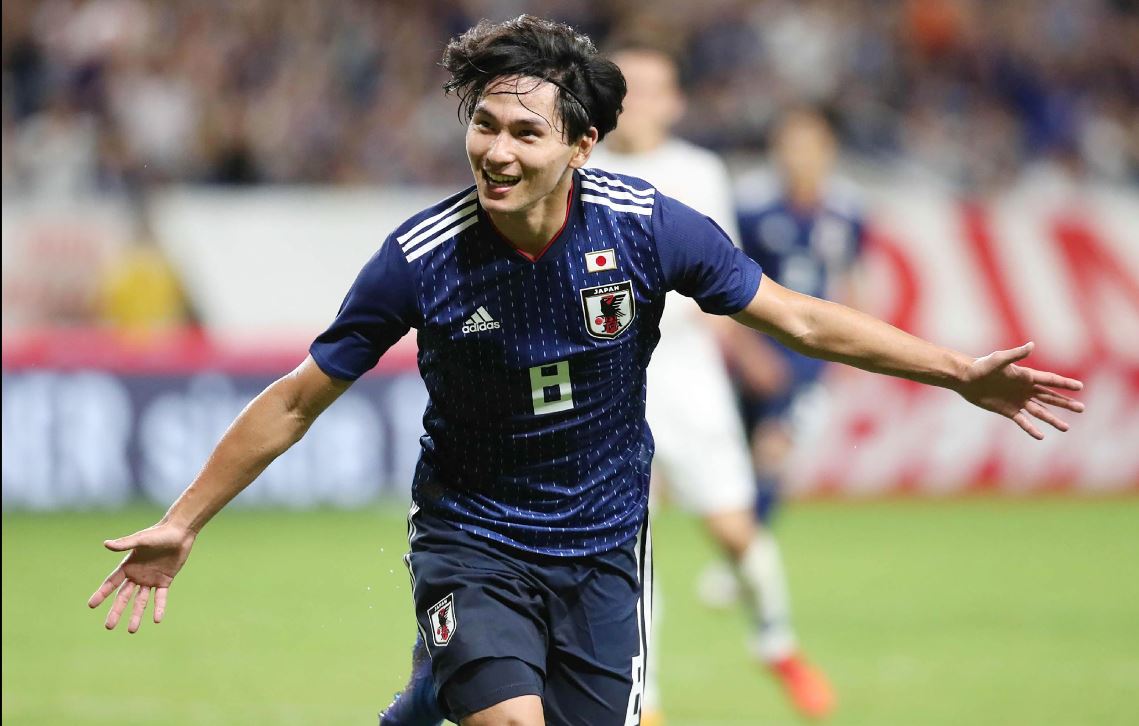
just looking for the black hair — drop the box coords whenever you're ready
[772,105,839,140]
[442,15,626,141]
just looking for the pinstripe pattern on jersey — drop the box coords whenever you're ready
[401,169,665,556]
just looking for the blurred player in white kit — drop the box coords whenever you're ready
[590,40,834,722]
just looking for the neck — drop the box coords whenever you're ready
[487,171,575,255]
[786,180,822,212]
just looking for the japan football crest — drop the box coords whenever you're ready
[580,280,635,339]
[428,593,457,646]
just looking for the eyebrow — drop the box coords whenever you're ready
[472,102,550,130]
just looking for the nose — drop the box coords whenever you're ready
[485,131,515,166]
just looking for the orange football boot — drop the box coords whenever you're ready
[770,653,835,719]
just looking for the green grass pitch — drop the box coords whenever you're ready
[4,498,1138,725]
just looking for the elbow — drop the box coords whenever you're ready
[780,326,817,356]
[780,293,829,353]
[744,282,818,352]
[773,302,817,352]
[286,407,317,446]
[782,328,808,354]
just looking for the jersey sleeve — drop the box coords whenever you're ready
[652,193,763,314]
[309,236,421,381]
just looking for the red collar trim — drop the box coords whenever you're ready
[487,185,574,263]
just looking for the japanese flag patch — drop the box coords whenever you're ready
[428,593,457,646]
[585,249,617,273]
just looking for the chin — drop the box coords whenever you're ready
[479,191,524,214]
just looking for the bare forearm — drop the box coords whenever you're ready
[161,377,313,533]
[735,286,972,390]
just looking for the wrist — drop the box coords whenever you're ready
[943,351,974,391]
[160,509,203,535]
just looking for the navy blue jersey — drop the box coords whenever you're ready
[737,191,864,383]
[311,169,762,556]
[736,194,863,300]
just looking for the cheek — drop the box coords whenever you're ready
[465,134,483,162]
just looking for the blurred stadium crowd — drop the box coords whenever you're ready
[3,0,1137,197]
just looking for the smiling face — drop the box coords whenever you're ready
[466,76,597,225]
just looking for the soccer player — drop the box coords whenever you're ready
[88,15,1084,726]
[706,109,867,616]
[381,40,833,726]
[700,102,873,663]
[590,42,833,721]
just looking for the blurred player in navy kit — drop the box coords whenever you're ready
[591,42,833,722]
[699,109,867,646]
[88,15,1084,726]
[737,109,864,500]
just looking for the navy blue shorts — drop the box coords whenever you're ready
[404,506,652,725]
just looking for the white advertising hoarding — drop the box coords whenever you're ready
[3,178,1136,506]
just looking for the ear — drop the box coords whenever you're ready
[569,127,600,169]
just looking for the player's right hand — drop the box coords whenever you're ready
[87,522,197,634]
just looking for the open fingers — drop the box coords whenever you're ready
[128,587,151,634]
[1027,369,1083,392]
[154,587,168,624]
[88,567,126,609]
[1012,409,1044,440]
[105,581,138,630]
[1026,400,1070,432]
[1033,386,1085,412]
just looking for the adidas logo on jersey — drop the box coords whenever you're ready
[462,306,501,334]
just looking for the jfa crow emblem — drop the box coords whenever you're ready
[580,280,636,339]
[428,593,457,646]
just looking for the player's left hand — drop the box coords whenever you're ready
[957,342,1084,439]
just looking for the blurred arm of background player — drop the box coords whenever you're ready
[87,357,350,633]
[717,313,793,398]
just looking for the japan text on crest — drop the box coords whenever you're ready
[580,280,635,339]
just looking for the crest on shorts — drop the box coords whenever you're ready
[428,593,457,646]
[580,280,635,339]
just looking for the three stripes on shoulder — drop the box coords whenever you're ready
[580,171,655,216]
[399,190,480,263]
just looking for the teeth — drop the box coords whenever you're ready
[486,171,520,184]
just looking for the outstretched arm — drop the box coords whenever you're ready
[88,355,351,632]
[732,278,1084,439]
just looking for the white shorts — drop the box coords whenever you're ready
[646,321,755,515]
